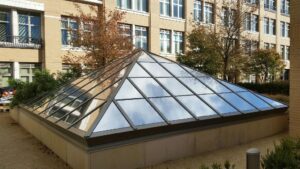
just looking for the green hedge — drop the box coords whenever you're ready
[237,81,289,96]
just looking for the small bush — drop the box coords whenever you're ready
[200,161,235,169]
[237,81,289,96]
[261,138,300,169]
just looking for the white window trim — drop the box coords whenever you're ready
[0,0,44,11]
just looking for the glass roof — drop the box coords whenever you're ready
[23,50,288,140]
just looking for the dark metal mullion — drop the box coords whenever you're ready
[43,64,131,117]
[33,56,130,112]
[114,93,196,101]
[67,101,107,129]
[86,51,141,137]
[136,62,198,120]
[54,78,123,123]
[113,100,137,130]
[127,78,170,125]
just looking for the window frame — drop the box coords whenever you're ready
[160,29,171,54]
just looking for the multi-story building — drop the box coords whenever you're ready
[0,0,102,87]
[0,0,290,88]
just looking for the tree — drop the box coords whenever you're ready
[63,5,133,70]
[177,27,222,76]
[247,49,285,83]
[180,0,257,81]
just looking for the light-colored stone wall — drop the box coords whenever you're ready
[289,0,300,137]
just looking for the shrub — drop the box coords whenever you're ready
[261,138,300,169]
[237,81,289,96]
[200,161,235,169]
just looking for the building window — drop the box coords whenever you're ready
[160,0,171,16]
[117,0,148,12]
[61,16,78,46]
[204,2,213,24]
[0,10,11,42]
[135,26,148,50]
[264,0,276,11]
[173,31,184,54]
[264,43,269,49]
[19,63,40,83]
[244,40,258,56]
[281,22,290,37]
[281,0,290,15]
[194,0,202,22]
[264,18,276,35]
[117,0,132,10]
[119,23,132,38]
[18,13,41,44]
[222,8,236,27]
[160,29,171,54]
[281,45,290,60]
[0,63,12,87]
[244,13,258,32]
[245,0,258,5]
[173,0,184,18]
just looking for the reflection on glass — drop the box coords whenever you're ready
[179,78,213,94]
[237,92,272,110]
[182,66,206,77]
[140,62,172,77]
[93,103,130,132]
[177,96,217,117]
[118,99,164,126]
[131,78,170,97]
[138,53,155,62]
[161,63,192,77]
[219,80,247,92]
[128,64,151,77]
[199,94,238,115]
[115,80,143,100]
[151,54,172,63]
[255,94,286,108]
[150,97,192,121]
[220,93,256,113]
[157,78,192,96]
[198,77,230,93]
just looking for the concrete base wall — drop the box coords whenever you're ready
[10,107,288,169]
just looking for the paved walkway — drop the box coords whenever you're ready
[0,112,70,169]
[0,112,287,169]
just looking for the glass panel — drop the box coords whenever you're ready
[183,66,206,77]
[255,94,286,108]
[118,99,164,126]
[177,96,217,118]
[140,62,172,77]
[115,80,143,100]
[220,93,257,113]
[161,63,192,77]
[131,78,170,97]
[199,94,238,115]
[237,92,272,110]
[151,54,172,63]
[178,78,213,94]
[128,64,151,77]
[157,78,192,96]
[198,76,231,93]
[93,103,130,132]
[150,97,193,121]
[138,53,155,62]
[219,80,248,92]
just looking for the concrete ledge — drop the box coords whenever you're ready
[10,107,288,169]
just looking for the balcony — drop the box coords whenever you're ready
[0,36,42,49]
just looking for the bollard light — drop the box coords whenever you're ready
[246,148,260,169]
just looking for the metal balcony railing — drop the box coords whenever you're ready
[0,36,42,49]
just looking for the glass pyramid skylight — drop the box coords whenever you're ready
[23,50,288,145]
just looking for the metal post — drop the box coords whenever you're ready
[246,148,260,169]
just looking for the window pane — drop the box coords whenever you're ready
[178,78,213,94]
[150,97,193,121]
[118,99,164,126]
[93,103,130,132]
[183,66,206,77]
[219,80,247,92]
[237,92,272,110]
[137,53,155,62]
[140,62,172,77]
[177,96,217,118]
[220,93,256,113]
[128,64,151,77]
[255,94,286,108]
[157,78,192,96]
[115,80,143,99]
[161,63,191,77]
[200,94,238,115]
[131,78,170,97]
[198,77,231,93]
